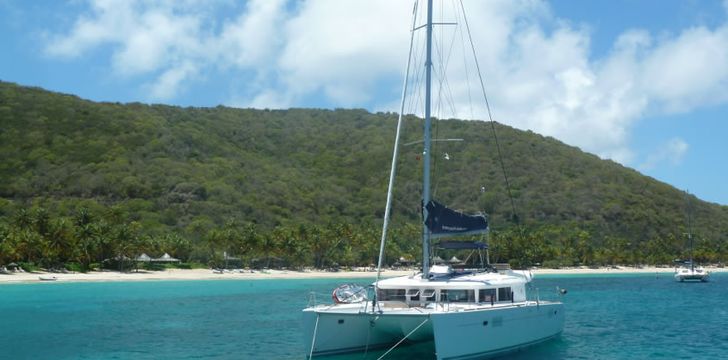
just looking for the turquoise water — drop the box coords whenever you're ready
[1,273,726,359]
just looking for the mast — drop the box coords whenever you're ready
[687,191,694,271]
[422,0,433,279]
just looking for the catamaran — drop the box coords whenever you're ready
[302,1,564,358]
[674,261,709,282]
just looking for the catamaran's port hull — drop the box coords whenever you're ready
[302,301,564,359]
[302,305,432,358]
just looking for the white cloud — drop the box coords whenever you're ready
[44,0,284,100]
[274,0,413,107]
[217,0,287,69]
[245,90,294,110]
[45,1,120,57]
[146,62,198,100]
[642,26,728,112]
[45,0,210,101]
[42,0,728,165]
[376,0,728,165]
[640,137,689,171]
[111,9,202,76]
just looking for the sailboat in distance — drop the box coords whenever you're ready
[302,1,564,359]
[674,191,710,282]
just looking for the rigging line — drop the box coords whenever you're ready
[459,0,519,224]
[407,21,423,115]
[430,31,460,203]
[430,39,458,198]
[376,0,420,287]
[412,45,426,115]
[407,28,427,118]
[440,1,462,119]
[431,4,448,199]
[437,1,451,118]
[431,68,442,198]
[438,62,458,121]
[685,190,694,266]
[455,1,475,119]
[431,33,458,122]
[432,16,459,118]
[308,313,320,360]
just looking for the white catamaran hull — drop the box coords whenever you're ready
[303,301,564,359]
[302,305,432,357]
[674,269,709,282]
[431,302,564,360]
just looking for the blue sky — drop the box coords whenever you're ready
[1,0,727,205]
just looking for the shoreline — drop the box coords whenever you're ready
[0,266,725,284]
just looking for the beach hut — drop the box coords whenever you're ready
[153,253,180,263]
[449,256,463,265]
[134,253,152,272]
[136,253,152,262]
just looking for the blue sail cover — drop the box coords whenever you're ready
[425,200,488,238]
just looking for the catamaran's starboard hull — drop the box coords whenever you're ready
[302,301,563,359]
[431,302,564,360]
[674,274,709,282]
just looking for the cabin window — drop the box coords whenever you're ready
[421,289,436,302]
[406,289,420,301]
[497,287,512,302]
[441,289,474,303]
[479,288,496,303]
[378,289,406,301]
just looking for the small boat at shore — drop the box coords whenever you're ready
[38,276,58,281]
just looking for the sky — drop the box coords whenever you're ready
[1,0,727,205]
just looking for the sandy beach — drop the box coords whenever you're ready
[0,265,724,284]
[0,268,414,284]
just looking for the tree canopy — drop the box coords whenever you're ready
[1,80,726,269]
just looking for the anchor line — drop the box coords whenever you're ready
[308,313,320,359]
[377,316,431,360]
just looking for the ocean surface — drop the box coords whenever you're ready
[1,272,726,359]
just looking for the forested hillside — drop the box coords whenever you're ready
[1,81,727,270]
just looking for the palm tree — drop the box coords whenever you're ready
[49,218,75,267]
[74,223,99,272]
[0,224,17,266]
[12,208,33,231]
[236,223,260,267]
[163,233,192,262]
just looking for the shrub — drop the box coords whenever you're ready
[65,262,83,272]
[19,262,39,272]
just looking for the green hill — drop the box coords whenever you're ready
[1,80,726,269]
